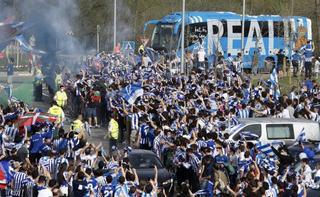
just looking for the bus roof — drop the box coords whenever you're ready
[159,11,310,24]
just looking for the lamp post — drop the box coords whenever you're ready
[113,0,117,52]
[97,25,100,53]
[241,0,246,73]
[181,0,185,74]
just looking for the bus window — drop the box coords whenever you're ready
[185,22,208,47]
[228,20,269,38]
[266,124,294,139]
[151,23,178,52]
[232,124,262,141]
[274,21,284,37]
[260,21,269,37]
[224,20,251,37]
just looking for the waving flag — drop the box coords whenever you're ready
[259,156,276,172]
[257,143,274,157]
[296,128,307,142]
[0,160,12,189]
[16,112,57,127]
[269,68,280,100]
[240,131,259,140]
[231,116,240,126]
[15,34,46,54]
[145,47,160,62]
[269,68,278,85]
[238,158,253,173]
[120,83,144,105]
[15,34,32,51]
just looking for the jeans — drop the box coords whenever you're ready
[109,137,118,152]
[292,61,299,76]
[305,61,312,78]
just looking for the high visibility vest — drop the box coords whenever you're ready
[55,90,67,107]
[70,119,83,132]
[109,119,119,140]
[138,45,144,54]
[48,105,63,123]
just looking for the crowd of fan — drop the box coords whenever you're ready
[0,49,320,197]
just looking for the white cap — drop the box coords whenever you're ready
[299,152,308,160]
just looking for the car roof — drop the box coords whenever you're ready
[239,118,318,124]
[128,149,157,156]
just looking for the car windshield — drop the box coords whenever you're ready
[129,154,163,169]
[151,23,178,52]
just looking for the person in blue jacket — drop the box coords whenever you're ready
[29,124,53,163]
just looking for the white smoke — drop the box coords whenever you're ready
[102,0,135,51]
[17,0,84,54]
[2,0,136,53]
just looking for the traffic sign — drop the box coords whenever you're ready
[121,41,135,52]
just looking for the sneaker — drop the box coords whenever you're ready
[95,125,100,128]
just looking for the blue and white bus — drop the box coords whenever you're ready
[143,11,312,70]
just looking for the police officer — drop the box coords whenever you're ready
[48,101,65,125]
[70,114,84,135]
[105,113,119,152]
[54,85,68,108]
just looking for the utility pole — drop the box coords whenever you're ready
[181,0,185,74]
[316,0,320,54]
[113,0,117,52]
[97,25,100,53]
[241,0,246,73]
[288,0,294,85]
[16,41,19,67]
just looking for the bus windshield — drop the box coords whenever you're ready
[151,23,178,52]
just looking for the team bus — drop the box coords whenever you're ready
[143,11,312,70]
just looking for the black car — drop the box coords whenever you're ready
[127,149,174,188]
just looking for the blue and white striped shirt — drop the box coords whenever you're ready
[39,156,56,174]
[153,135,163,157]
[67,137,79,159]
[141,192,157,197]
[5,126,17,142]
[188,153,200,172]
[174,148,186,164]
[237,108,250,118]
[196,140,207,150]
[12,171,28,196]
[139,124,149,145]
[53,138,62,150]
[129,113,140,131]
[22,177,35,197]
[114,184,129,197]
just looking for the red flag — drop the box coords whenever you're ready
[17,112,57,127]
